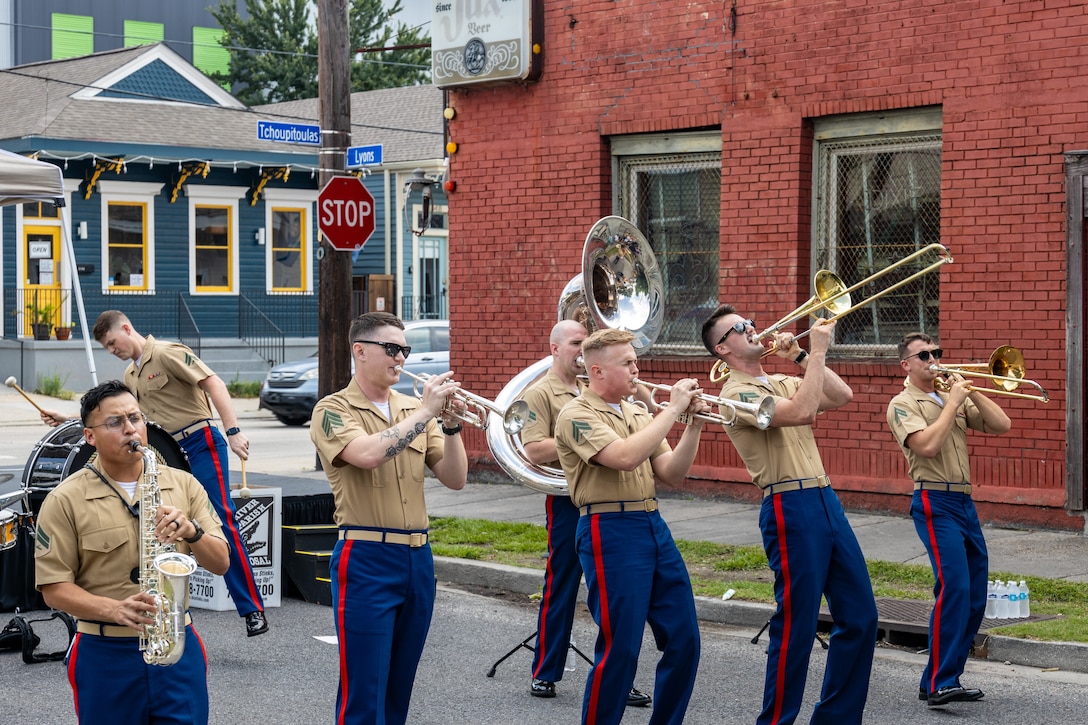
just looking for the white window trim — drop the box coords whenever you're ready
[98,180,161,292]
[185,185,246,295]
[263,188,317,294]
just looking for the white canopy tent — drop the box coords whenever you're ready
[0,149,98,386]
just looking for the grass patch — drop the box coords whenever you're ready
[35,372,75,400]
[227,378,262,398]
[428,515,1088,643]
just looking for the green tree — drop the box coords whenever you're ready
[210,0,431,106]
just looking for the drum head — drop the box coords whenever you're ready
[22,420,191,496]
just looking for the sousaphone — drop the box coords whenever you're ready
[486,216,665,495]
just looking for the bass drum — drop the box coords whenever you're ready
[21,419,190,515]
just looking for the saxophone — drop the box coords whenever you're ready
[133,440,198,666]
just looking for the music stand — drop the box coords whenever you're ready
[486,630,593,678]
[751,618,828,650]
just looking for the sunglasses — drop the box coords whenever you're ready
[718,319,755,346]
[90,412,147,431]
[355,340,412,359]
[905,348,943,362]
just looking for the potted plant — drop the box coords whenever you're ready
[54,322,75,341]
[24,292,66,340]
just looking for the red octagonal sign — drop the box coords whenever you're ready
[318,177,376,251]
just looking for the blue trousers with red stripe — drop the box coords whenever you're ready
[66,624,209,724]
[532,494,582,683]
[758,486,877,725]
[911,489,988,695]
[576,510,699,725]
[330,532,435,725]
[180,427,264,617]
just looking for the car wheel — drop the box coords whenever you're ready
[274,413,310,426]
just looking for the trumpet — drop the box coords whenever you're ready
[634,378,775,429]
[710,243,953,383]
[930,346,1049,403]
[396,367,530,434]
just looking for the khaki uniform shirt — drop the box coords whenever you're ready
[519,370,582,460]
[554,388,668,509]
[124,335,216,434]
[35,464,226,601]
[310,380,446,530]
[887,379,985,483]
[720,369,826,487]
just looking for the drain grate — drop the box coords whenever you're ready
[816,597,1056,648]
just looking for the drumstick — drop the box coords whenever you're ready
[4,376,47,416]
[239,457,251,499]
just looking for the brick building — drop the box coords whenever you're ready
[438,0,1086,531]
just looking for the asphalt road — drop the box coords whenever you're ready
[3,586,1088,723]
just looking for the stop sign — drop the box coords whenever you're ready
[318,177,376,251]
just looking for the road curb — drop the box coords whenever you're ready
[433,556,1088,675]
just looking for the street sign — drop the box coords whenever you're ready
[318,177,376,251]
[257,120,321,146]
[346,144,383,167]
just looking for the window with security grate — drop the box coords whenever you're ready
[616,145,721,356]
[813,114,943,357]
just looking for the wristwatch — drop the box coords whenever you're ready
[793,349,808,365]
[440,422,463,436]
[184,520,205,544]
[226,426,241,436]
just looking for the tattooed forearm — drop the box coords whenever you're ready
[383,421,429,459]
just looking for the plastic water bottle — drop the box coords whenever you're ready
[1018,580,1031,618]
[565,637,576,672]
[995,580,1010,619]
[985,581,997,619]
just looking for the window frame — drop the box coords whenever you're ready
[263,188,317,294]
[185,185,245,295]
[98,181,160,292]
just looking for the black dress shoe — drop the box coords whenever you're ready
[927,686,970,707]
[918,687,927,702]
[530,679,556,698]
[960,687,985,701]
[245,611,269,637]
[626,687,652,707]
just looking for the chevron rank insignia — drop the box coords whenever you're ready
[321,410,344,436]
[35,525,50,553]
[893,406,909,426]
[739,391,761,405]
[571,420,592,443]
[184,352,196,366]
[528,409,538,422]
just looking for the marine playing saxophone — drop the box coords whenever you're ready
[133,440,198,666]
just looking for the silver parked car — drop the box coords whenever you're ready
[258,319,450,426]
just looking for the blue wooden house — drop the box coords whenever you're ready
[0,43,447,388]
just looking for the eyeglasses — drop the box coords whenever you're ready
[354,340,412,359]
[717,319,755,346]
[90,413,147,431]
[904,348,943,363]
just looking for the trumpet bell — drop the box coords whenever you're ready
[502,400,531,435]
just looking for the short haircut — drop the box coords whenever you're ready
[700,303,738,355]
[80,379,133,426]
[582,328,635,359]
[349,312,404,342]
[897,332,933,360]
[550,319,588,345]
[93,310,130,342]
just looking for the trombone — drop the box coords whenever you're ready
[396,367,531,433]
[710,243,953,383]
[634,378,776,429]
[930,346,1049,403]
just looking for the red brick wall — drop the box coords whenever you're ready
[442,0,1083,529]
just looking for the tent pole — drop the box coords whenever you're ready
[59,204,98,387]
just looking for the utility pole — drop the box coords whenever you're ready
[316,0,353,437]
